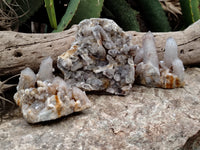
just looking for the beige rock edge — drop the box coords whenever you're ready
[0,20,200,76]
[0,67,199,149]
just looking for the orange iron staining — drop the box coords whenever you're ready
[14,57,91,123]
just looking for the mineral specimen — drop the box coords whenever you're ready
[57,18,185,94]
[135,32,161,87]
[135,32,185,88]
[13,19,185,123]
[57,18,137,95]
[14,57,91,123]
[164,37,184,81]
[160,37,185,88]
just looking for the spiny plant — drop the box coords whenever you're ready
[44,0,57,29]
[67,0,104,29]
[104,0,140,31]
[52,0,80,32]
[180,0,200,27]
[134,0,171,32]
[47,0,104,32]
[2,0,200,34]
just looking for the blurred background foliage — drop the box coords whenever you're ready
[0,0,200,33]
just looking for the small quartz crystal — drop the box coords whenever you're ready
[14,57,91,123]
[160,37,185,88]
[135,32,160,87]
[135,32,184,88]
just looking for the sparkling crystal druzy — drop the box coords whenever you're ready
[57,18,137,95]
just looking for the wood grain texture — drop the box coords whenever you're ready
[0,20,200,76]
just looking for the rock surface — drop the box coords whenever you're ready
[1,67,200,149]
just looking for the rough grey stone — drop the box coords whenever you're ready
[0,67,200,149]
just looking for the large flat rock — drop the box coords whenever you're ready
[1,67,200,150]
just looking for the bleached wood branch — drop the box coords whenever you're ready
[0,20,200,76]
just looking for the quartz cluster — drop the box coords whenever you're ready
[135,32,185,88]
[14,18,185,123]
[14,57,91,123]
[57,18,184,94]
[58,18,137,95]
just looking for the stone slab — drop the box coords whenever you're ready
[0,67,200,150]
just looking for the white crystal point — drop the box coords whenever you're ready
[37,57,54,81]
[52,76,71,92]
[14,75,91,123]
[172,58,184,81]
[159,37,185,88]
[142,31,159,70]
[14,59,91,123]
[135,32,161,87]
[72,87,92,111]
[164,37,178,68]
[134,47,144,64]
[17,67,36,90]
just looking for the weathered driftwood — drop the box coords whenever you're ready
[0,20,200,76]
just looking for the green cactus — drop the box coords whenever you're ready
[44,0,57,29]
[104,0,140,31]
[53,0,80,32]
[68,0,104,28]
[180,0,200,26]
[134,0,171,32]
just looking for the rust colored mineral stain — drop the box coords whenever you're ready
[71,92,76,101]
[61,45,78,58]
[67,46,78,55]
[71,94,79,111]
[55,95,62,117]
[17,99,20,106]
[102,78,110,89]
[89,54,106,61]
[175,78,184,87]
[166,75,174,89]
[175,78,181,87]
[47,86,56,95]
